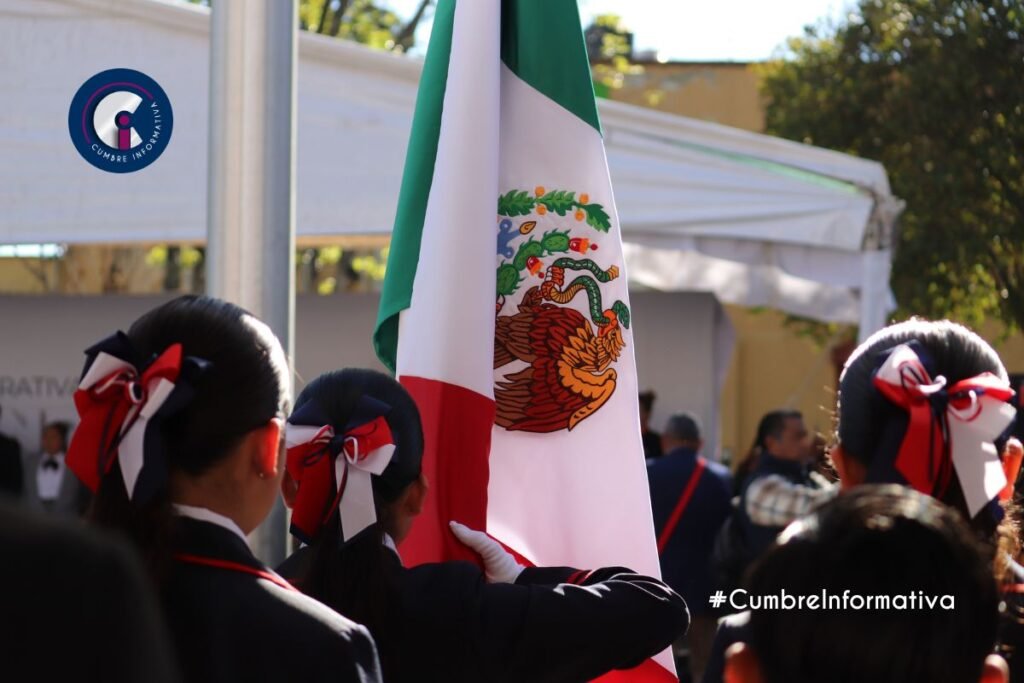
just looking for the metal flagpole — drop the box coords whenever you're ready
[206,0,298,565]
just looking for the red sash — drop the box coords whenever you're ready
[656,458,707,555]
[175,553,297,592]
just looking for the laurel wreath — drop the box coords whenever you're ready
[497,189,612,233]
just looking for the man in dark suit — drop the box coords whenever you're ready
[23,422,88,517]
[0,405,23,497]
[648,412,733,683]
[0,498,181,682]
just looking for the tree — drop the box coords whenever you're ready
[758,0,1024,331]
[584,14,643,97]
[300,0,433,52]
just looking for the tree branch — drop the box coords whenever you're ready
[328,0,352,36]
[395,0,433,49]
[317,0,332,34]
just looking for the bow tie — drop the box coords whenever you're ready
[42,459,59,471]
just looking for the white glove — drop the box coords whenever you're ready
[449,521,525,584]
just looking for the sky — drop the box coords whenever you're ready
[386,0,853,61]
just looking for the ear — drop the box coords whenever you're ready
[281,469,299,508]
[253,418,282,478]
[724,642,764,683]
[402,473,429,516]
[980,654,1009,683]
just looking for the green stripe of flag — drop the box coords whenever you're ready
[373,0,458,373]
[500,0,602,135]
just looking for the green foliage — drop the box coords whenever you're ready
[300,0,432,52]
[782,315,856,349]
[759,0,1024,331]
[586,13,643,92]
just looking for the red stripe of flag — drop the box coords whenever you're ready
[399,375,494,566]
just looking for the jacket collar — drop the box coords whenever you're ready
[664,446,699,462]
[757,451,808,478]
[172,516,265,572]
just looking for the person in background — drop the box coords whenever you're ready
[0,405,23,498]
[0,498,181,683]
[279,368,689,683]
[723,486,1009,683]
[24,421,88,517]
[648,412,733,682]
[640,390,662,460]
[736,410,834,565]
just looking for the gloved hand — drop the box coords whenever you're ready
[449,521,525,584]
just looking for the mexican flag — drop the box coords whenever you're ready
[374,2,673,680]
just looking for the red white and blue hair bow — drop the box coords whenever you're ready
[285,396,396,544]
[873,343,1016,516]
[66,332,208,503]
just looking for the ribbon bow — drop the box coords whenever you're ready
[873,343,1016,516]
[66,332,206,502]
[285,396,396,544]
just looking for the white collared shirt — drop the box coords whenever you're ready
[36,452,65,502]
[383,533,402,564]
[172,503,251,550]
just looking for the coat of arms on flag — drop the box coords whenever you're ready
[494,187,630,433]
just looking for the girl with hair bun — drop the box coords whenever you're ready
[278,367,689,683]
[69,296,382,683]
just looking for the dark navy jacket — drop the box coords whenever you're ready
[280,545,689,683]
[164,518,382,683]
[647,447,733,616]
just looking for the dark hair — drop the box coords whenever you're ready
[291,368,424,677]
[638,390,656,413]
[736,410,802,475]
[754,410,803,451]
[89,296,289,578]
[43,421,70,449]
[746,485,999,683]
[664,412,701,443]
[836,320,1013,545]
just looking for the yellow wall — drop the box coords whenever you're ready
[0,246,165,295]
[611,62,765,132]
[718,306,840,464]
[981,324,1024,380]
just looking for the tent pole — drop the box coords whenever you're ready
[206,0,298,565]
[857,198,900,344]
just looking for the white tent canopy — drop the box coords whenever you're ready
[0,0,902,332]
